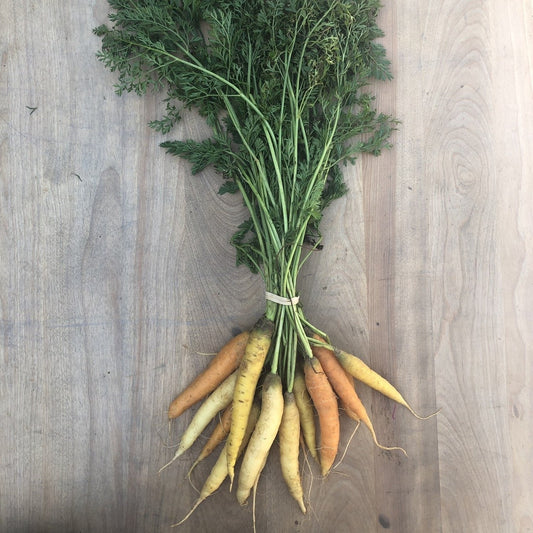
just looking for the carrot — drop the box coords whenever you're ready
[279,392,306,513]
[304,357,340,476]
[188,403,233,476]
[312,339,406,455]
[310,335,357,424]
[292,366,319,464]
[335,349,438,419]
[341,381,361,422]
[236,373,284,506]
[226,317,274,485]
[172,402,260,527]
[160,371,238,472]
[336,366,359,422]
[172,445,229,527]
[168,331,249,419]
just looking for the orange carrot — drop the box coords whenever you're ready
[168,331,249,419]
[341,377,360,422]
[313,335,358,422]
[312,338,406,455]
[304,357,340,476]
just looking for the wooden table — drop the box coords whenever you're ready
[2,2,532,532]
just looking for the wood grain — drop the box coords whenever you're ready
[1,1,532,532]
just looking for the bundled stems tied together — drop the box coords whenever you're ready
[95,0,397,392]
[95,0,438,525]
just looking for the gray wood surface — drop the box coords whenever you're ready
[1,1,532,532]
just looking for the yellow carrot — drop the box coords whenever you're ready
[279,392,306,513]
[335,349,437,419]
[226,317,274,484]
[172,402,260,527]
[292,367,319,463]
[236,373,283,505]
[160,371,237,472]
[188,404,233,476]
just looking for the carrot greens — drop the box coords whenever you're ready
[96,0,394,383]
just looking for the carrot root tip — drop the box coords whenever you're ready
[408,406,441,420]
[186,460,199,483]
[158,450,182,474]
[376,443,408,457]
[170,498,204,527]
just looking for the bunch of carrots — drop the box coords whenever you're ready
[163,320,434,525]
[95,0,437,527]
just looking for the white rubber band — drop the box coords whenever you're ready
[265,291,300,306]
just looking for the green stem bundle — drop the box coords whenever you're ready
[95,0,396,392]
